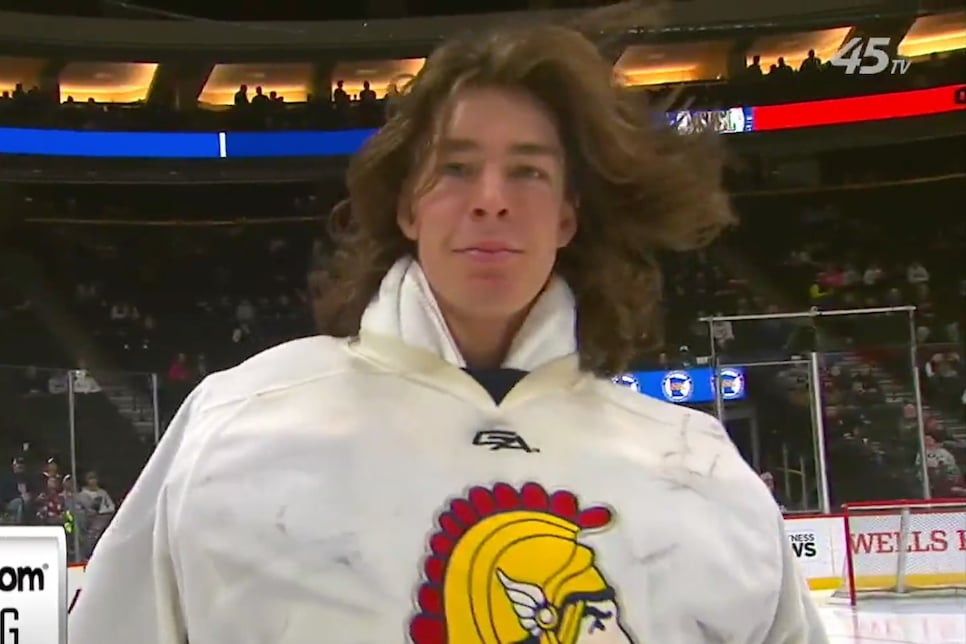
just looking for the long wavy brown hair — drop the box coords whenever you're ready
[314,3,735,376]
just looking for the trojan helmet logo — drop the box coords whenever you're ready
[409,482,636,644]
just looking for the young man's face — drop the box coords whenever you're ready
[399,86,577,322]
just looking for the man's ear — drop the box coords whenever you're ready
[557,199,578,248]
[397,196,418,241]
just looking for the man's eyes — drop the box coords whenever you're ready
[438,161,551,181]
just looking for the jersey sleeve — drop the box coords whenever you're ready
[762,513,829,643]
[68,383,208,644]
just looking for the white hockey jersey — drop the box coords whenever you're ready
[69,258,827,644]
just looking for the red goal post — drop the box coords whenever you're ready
[834,498,966,605]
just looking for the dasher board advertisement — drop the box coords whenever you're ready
[0,526,67,644]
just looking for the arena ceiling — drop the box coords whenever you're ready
[615,41,732,86]
[899,12,966,58]
[59,61,158,103]
[4,0,600,20]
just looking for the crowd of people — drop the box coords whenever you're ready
[747,175,965,505]
[0,48,961,132]
[0,454,116,561]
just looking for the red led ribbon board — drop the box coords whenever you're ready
[752,84,966,132]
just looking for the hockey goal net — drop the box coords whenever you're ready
[833,499,966,605]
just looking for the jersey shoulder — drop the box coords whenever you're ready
[194,335,359,413]
[585,375,731,445]
[583,376,771,493]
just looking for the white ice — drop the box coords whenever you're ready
[815,592,966,643]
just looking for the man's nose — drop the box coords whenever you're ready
[470,167,509,219]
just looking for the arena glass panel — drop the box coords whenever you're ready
[67,368,159,563]
[815,309,930,507]
[703,316,826,516]
[724,359,822,515]
[0,365,73,548]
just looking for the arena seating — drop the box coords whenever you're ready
[0,49,962,132]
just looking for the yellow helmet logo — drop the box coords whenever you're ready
[409,482,636,643]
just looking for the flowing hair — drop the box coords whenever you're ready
[314,2,735,376]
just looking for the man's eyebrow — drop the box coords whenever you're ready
[508,142,562,158]
[437,138,561,158]
[437,138,479,153]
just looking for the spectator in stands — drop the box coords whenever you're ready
[907,260,930,285]
[333,80,349,110]
[236,298,255,325]
[759,471,785,511]
[1,457,34,525]
[925,350,965,407]
[35,475,67,525]
[232,323,253,348]
[166,353,192,384]
[233,85,249,107]
[822,264,844,290]
[38,457,60,489]
[138,314,158,356]
[862,262,884,288]
[799,50,822,74]
[808,276,830,304]
[840,262,860,288]
[62,473,82,536]
[773,57,794,78]
[359,81,377,104]
[73,365,101,394]
[921,433,966,497]
[77,470,116,558]
[251,86,269,108]
[655,352,671,370]
[385,80,403,119]
[884,286,903,306]
[711,312,734,351]
[77,470,115,516]
[195,354,209,380]
[109,301,132,321]
[745,54,763,77]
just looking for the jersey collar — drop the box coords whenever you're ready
[354,256,583,407]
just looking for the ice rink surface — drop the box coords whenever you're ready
[815,592,966,643]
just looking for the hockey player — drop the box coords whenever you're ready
[70,16,828,644]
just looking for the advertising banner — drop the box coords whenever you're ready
[613,366,746,404]
[0,526,67,644]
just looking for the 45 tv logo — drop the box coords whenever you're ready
[830,37,910,75]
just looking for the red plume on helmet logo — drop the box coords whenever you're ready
[409,482,636,643]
